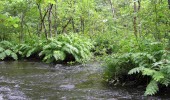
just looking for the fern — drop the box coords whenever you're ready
[10,52,18,60]
[152,71,164,82]
[0,47,4,52]
[0,41,18,60]
[144,80,159,96]
[39,33,93,63]
[0,52,6,60]
[160,75,170,86]
[53,51,66,61]
[4,49,12,56]
[128,66,144,75]
[142,68,156,76]
[26,48,36,57]
[104,48,170,96]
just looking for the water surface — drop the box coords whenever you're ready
[0,61,169,100]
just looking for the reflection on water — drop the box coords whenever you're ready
[0,61,169,100]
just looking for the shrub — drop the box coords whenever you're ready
[14,40,43,58]
[103,41,170,96]
[39,33,94,63]
[0,41,18,60]
[92,32,119,55]
[128,50,170,96]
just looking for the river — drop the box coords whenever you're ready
[0,61,169,100]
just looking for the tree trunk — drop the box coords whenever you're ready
[108,0,116,19]
[37,3,49,39]
[168,0,170,9]
[81,17,85,34]
[138,0,141,37]
[72,18,75,32]
[62,18,72,33]
[154,0,160,40]
[20,12,25,43]
[48,4,53,38]
[133,0,138,39]
[54,1,58,37]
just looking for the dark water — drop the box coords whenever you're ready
[0,61,169,100]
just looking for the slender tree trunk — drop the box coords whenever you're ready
[154,0,160,40]
[80,17,85,34]
[37,4,43,37]
[72,18,75,32]
[62,18,72,33]
[108,0,115,19]
[20,12,25,43]
[48,4,53,38]
[43,21,48,39]
[168,0,170,9]
[138,0,141,37]
[133,0,138,39]
[37,3,49,39]
[54,1,58,37]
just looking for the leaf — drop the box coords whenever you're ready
[26,48,36,57]
[47,0,56,4]
[13,24,18,28]
[39,51,44,56]
[4,49,12,56]
[0,52,6,60]
[53,51,66,61]
[128,67,144,75]
[65,43,79,53]
[0,47,4,52]
[142,68,156,76]
[10,53,18,60]
[152,71,164,82]
[160,75,170,86]
[144,80,159,96]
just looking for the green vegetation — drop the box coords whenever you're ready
[0,0,170,96]
[0,34,93,63]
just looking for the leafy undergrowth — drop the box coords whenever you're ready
[103,41,170,96]
[0,33,94,63]
[0,41,18,60]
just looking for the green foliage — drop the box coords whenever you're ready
[39,33,94,63]
[93,32,119,55]
[103,53,132,83]
[126,50,170,96]
[0,0,169,97]
[104,40,170,96]
[0,41,18,60]
[14,39,43,58]
[0,34,94,63]
[144,80,159,96]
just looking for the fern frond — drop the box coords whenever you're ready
[0,52,6,60]
[160,75,170,86]
[142,68,156,76]
[10,52,18,60]
[26,48,36,57]
[4,49,12,56]
[128,66,144,75]
[144,80,159,96]
[0,47,4,52]
[53,51,66,61]
[152,71,164,82]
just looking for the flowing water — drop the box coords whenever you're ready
[0,61,169,100]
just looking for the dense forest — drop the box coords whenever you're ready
[0,0,170,96]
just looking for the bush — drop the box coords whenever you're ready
[39,33,94,63]
[0,33,94,63]
[103,41,170,96]
[92,32,119,55]
[0,41,18,60]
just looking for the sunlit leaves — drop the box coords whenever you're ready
[144,80,159,96]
